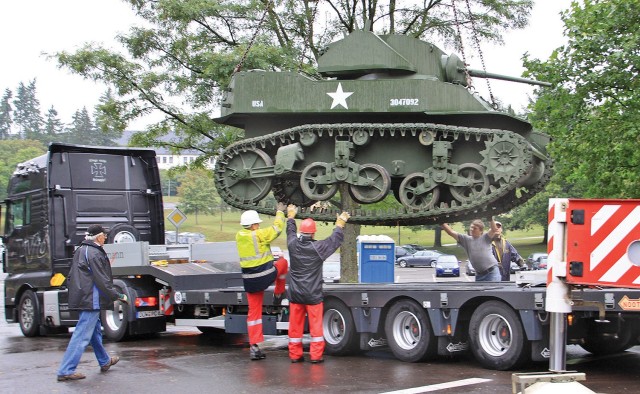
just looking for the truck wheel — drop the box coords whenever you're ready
[384,299,436,362]
[579,321,638,355]
[469,300,529,370]
[101,286,130,341]
[107,224,140,244]
[323,298,358,355]
[18,290,40,337]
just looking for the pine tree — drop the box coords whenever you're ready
[68,107,95,144]
[44,106,65,137]
[0,88,13,139]
[94,89,125,146]
[13,79,44,139]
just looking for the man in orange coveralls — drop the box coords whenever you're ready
[285,204,349,363]
[236,203,288,361]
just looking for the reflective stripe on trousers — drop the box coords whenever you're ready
[288,302,324,361]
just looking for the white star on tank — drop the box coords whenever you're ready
[327,83,354,109]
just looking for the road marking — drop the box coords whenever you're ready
[379,378,492,393]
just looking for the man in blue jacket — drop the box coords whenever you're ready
[57,224,128,382]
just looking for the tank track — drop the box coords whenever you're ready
[214,123,551,226]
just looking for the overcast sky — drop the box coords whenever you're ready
[1,0,571,130]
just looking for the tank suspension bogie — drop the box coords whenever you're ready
[214,122,551,226]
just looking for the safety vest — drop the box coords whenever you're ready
[236,211,284,269]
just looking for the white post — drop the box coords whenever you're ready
[546,198,572,372]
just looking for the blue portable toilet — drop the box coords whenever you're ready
[357,235,395,283]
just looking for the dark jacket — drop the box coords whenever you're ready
[68,241,119,310]
[286,218,344,305]
[492,237,524,281]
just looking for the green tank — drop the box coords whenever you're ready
[214,30,552,225]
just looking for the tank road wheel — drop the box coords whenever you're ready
[449,163,489,205]
[384,299,437,362]
[398,173,440,210]
[349,164,391,204]
[469,300,530,370]
[272,179,316,207]
[300,162,338,201]
[18,290,41,337]
[323,298,359,355]
[221,149,273,203]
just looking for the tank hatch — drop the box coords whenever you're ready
[318,30,416,78]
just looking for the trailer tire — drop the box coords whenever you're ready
[579,321,639,355]
[107,224,140,244]
[384,299,437,362]
[323,299,358,355]
[469,300,529,370]
[101,285,131,342]
[18,290,40,337]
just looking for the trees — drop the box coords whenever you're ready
[524,0,640,199]
[0,140,47,200]
[44,106,65,140]
[13,80,43,139]
[0,89,13,138]
[54,0,535,281]
[176,168,220,222]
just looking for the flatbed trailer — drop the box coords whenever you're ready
[173,276,640,371]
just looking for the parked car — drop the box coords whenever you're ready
[323,261,341,283]
[527,252,548,270]
[165,231,206,244]
[465,260,476,276]
[397,250,443,268]
[537,256,548,270]
[435,255,460,277]
[403,243,428,252]
[395,246,414,260]
[271,246,284,259]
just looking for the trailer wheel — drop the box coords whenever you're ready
[580,321,639,355]
[323,299,358,355]
[18,290,40,337]
[101,286,130,341]
[107,224,140,244]
[384,299,436,362]
[469,300,529,370]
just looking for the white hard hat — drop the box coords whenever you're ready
[240,210,262,226]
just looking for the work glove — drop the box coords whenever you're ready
[287,204,298,219]
[276,202,286,212]
[335,211,350,228]
[118,293,129,304]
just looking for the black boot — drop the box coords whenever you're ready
[250,344,266,361]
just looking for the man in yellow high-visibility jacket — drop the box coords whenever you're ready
[236,203,287,360]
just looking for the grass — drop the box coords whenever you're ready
[163,197,547,261]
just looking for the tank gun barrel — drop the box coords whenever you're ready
[465,68,552,87]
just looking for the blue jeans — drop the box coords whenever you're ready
[475,265,501,282]
[57,310,110,376]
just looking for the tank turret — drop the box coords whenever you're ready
[214,30,552,226]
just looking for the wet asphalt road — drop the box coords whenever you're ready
[2,271,640,393]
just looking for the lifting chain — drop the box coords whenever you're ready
[233,0,273,74]
[463,0,497,107]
